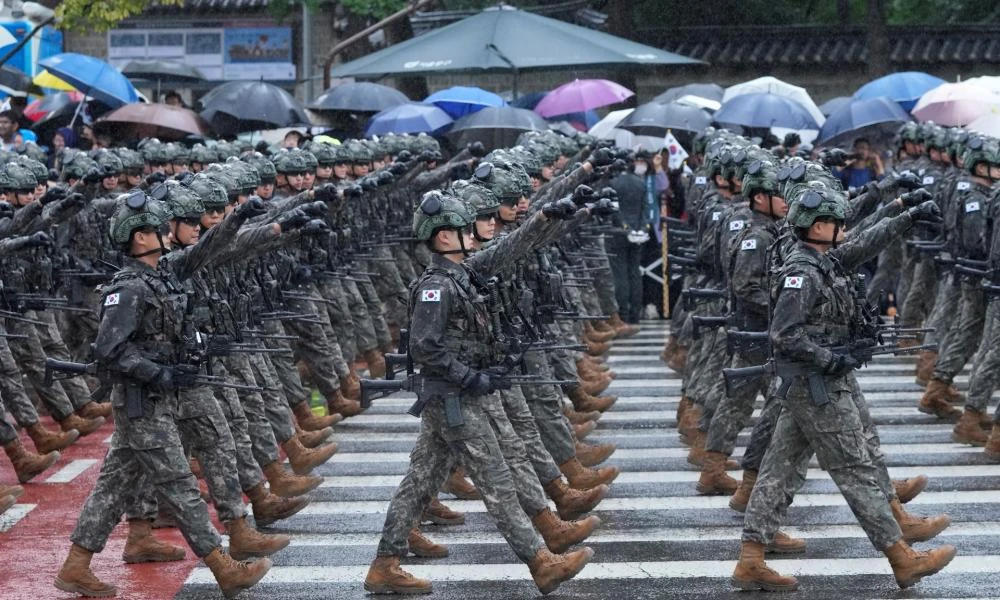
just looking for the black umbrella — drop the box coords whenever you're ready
[200,81,310,136]
[618,101,713,136]
[308,82,408,112]
[448,105,548,151]
[0,66,43,98]
[122,59,206,83]
[652,83,724,105]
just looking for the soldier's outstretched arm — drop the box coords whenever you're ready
[465,211,555,277]
[833,209,914,271]
[847,197,904,237]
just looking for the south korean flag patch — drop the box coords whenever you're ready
[783,276,804,289]
[966,201,981,213]
[729,220,745,231]
[421,289,442,302]
[104,293,120,306]
[740,239,757,251]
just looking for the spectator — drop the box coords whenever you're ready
[607,156,652,324]
[163,91,185,107]
[782,132,801,156]
[833,137,884,189]
[0,111,17,150]
[283,129,304,148]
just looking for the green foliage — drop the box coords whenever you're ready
[268,0,323,21]
[339,0,407,19]
[56,0,184,32]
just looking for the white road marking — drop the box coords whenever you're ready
[0,503,35,532]
[44,459,98,484]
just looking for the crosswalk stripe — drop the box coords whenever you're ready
[43,459,99,484]
[0,504,35,533]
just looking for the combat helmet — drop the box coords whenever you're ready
[114,148,144,175]
[190,144,218,166]
[273,149,310,174]
[15,155,48,186]
[961,135,1000,176]
[186,173,229,212]
[785,181,847,229]
[412,190,474,241]
[158,180,205,219]
[242,152,276,184]
[308,141,340,166]
[109,190,171,245]
[0,161,37,192]
[92,150,124,176]
[226,157,261,192]
[60,150,96,183]
[452,179,500,218]
[473,161,528,204]
[741,159,781,198]
[18,142,47,164]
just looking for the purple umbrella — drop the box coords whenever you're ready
[534,79,634,118]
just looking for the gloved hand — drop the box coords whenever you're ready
[396,150,413,163]
[572,184,596,205]
[818,148,849,167]
[145,172,167,186]
[313,184,339,204]
[600,186,618,201]
[277,208,310,232]
[589,197,617,217]
[627,229,651,244]
[28,231,52,247]
[175,172,194,186]
[467,141,487,158]
[37,186,67,206]
[360,177,378,191]
[377,170,394,186]
[588,148,614,167]
[153,365,198,391]
[389,161,409,176]
[461,370,494,396]
[344,184,364,199]
[235,197,266,219]
[900,188,932,207]
[418,150,436,163]
[302,200,329,218]
[907,200,942,224]
[0,201,12,220]
[823,353,860,377]
[302,219,330,235]
[83,167,104,185]
[450,163,472,180]
[62,192,86,209]
[541,197,578,220]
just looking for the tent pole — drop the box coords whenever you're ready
[512,69,519,100]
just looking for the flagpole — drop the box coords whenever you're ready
[661,129,671,318]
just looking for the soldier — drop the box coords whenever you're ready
[54,192,270,599]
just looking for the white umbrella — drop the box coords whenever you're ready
[912,81,1000,126]
[966,113,1000,137]
[963,76,1000,95]
[675,94,721,112]
[723,76,825,127]
[588,108,633,139]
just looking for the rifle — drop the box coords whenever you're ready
[0,309,47,326]
[691,315,731,339]
[726,330,769,355]
[44,359,112,403]
[682,287,727,311]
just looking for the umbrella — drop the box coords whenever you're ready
[24,92,85,122]
[200,81,310,136]
[853,71,945,112]
[365,102,453,136]
[911,82,1000,126]
[31,101,83,144]
[714,93,820,131]
[543,110,599,132]
[425,86,506,119]
[816,97,912,148]
[509,92,547,109]
[618,101,712,136]
[534,79,634,118]
[653,83,724,105]
[94,103,209,141]
[39,53,140,108]
[329,5,701,86]
[966,113,1000,137]
[448,105,548,151]
[308,81,409,112]
[33,70,75,92]
[588,108,633,139]
[819,96,852,117]
[723,76,825,126]
[121,59,206,83]
[0,67,42,98]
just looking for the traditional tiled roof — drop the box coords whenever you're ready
[410,0,605,36]
[639,25,1000,66]
[142,0,272,14]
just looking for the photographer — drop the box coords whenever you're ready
[833,137,885,189]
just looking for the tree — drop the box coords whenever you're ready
[53,0,183,32]
[866,0,889,77]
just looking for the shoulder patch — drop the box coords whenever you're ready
[695,176,707,186]
[957,181,971,191]
[740,239,757,251]
[729,220,745,231]
[711,211,721,221]
[783,276,804,289]
[966,201,981,213]
[922,176,935,185]
[104,293,120,306]
[420,289,441,302]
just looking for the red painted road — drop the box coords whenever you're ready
[0,417,202,600]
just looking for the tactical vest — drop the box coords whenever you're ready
[410,264,496,370]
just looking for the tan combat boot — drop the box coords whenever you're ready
[884,539,957,588]
[340,367,362,401]
[580,374,612,396]
[246,482,309,527]
[327,389,363,418]
[282,434,337,475]
[562,404,601,424]
[262,460,322,497]
[573,421,597,440]
[766,531,806,554]
[528,546,594,595]
[203,547,272,599]
[918,379,961,420]
[731,540,800,591]
[364,349,387,379]
[730,469,758,513]
[421,498,465,525]
[292,400,342,431]
[891,499,951,543]
[914,350,937,386]
[952,407,988,446]
[364,555,432,594]
[441,467,480,500]
[122,519,186,563]
[584,321,616,343]
[678,403,702,440]
[0,483,24,499]
[666,344,688,373]
[0,494,15,516]
[295,424,333,449]
[696,451,739,495]
[593,319,618,339]
[226,516,290,560]
[26,422,78,454]
[59,413,104,436]
[533,507,600,554]
[77,401,112,420]
[566,386,616,413]
[3,439,58,483]
[686,429,707,466]
[583,339,610,356]
[608,313,640,337]
[408,528,448,558]
[560,457,619,490]
[54,544,117,597]
[575,441,615,467]
[544,478,608,520]
[675,395,692,425]
[986,423,1000,459]
[660,334,679,366]
[892,476,927,504]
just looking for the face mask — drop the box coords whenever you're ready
[634,164,648,176]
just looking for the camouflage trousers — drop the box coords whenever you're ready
[0,398,19,445]
[743,374,902,551]
[393,244,418,285]
[72,402,222,558]
[340,276,378,354]
[211,357,267,491]
[6,311,79,420]
[356,269,392,350]
[923,272,960,348]
[283,283,348,392]
[963,298,1000,418]
[899,256,939,330]
[376,392,545,562]
[866,238,903,306]
[705,347,770,456]
[588,236,620,316]
[896,244,917,311]
[689,326,728,419]
[500,385,563,486]
[224,353,285,466]
[523,349,576,466]
[55,285,101,362]
[0,333,41,428]
[317,277,358,363]
[370,245,409,331]
[740,385,782,472]
[261,320,309,408]
[35,310,94,407]
[933,280,985,382]
[250,352,297,446]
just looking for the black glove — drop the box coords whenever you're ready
[542,198,577,220]
[572,184,596,205]
[450,163,472,180]
[600,186,618,201]
[461,370,494,396]
[153,365,198,391]
[611,158,628,172]
[588,148,614,167]
[377,170,394,186]
[389,162,408,176]
[277,208,310,232]
[818,148,848,167]
[28,231,52,247]
[396,150,413,163]
[82,167,104,185]
[144,172,167,186]
[360,177,378,191]
[418,150,436,163]
[235,197,266,219]
[62,192,86,209]
[900,188,932,207]
[589,197,617,216]
[907,200,942,224]
[313,184,339,204]
[467,141,487,158]
[302,219,330,235]
[37,186,67,206]
[0,201,12,220]
[823,353,860,377]
[302,200,329,218]
[344,184,364,199]
[176,171,194,186]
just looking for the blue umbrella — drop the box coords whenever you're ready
[819,96,852,117]
[425,86,506,119]
[714,93,819,130]
[817,96,911,148]
[365,102,453,136]
[39,53,139,108]
[853,72,945,112]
